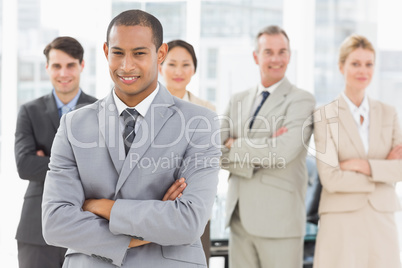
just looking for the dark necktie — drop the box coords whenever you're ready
[249,91,270,129]
[122,108,139,155]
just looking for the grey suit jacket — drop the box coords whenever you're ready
[221,78,315,238]
[14,90,97,245]
[42,85,221,267]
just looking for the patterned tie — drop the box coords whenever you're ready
[122,108,139,155]
[249,91,270,129]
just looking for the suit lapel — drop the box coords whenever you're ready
[250,78,290,133]
[114,86,175,196]
[76,91,92,106]
[240,86,258,132]
[98,92,125,175]
[367,97,381,157]
[44,93,60,132]
[338,96,366,159]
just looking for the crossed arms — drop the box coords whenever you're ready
[339,144,402,176]
[42,110,221,266]
[314,104,402,193]
[82,178,187,248]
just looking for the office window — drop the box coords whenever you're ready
[18,62,34,82]
[206,87,216,103]
[17,0,56,106]
[88,47,96,76]
[18,0,40,31]
[378,51,402,115]
[40,62,48,81]
[207,48,217,79]
[112,1,187,41]
[112,0,142,17]
[314,0,360,106]
[201,1,282,38]
[146,2,187,41]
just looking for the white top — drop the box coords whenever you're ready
[250,78,284,116]
[182,91,190,102]
[341,92,370,154]
[113,83,160,135]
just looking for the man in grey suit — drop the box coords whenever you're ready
[14,36,97,268]
[42,9,221,268]
[221,26,315,267]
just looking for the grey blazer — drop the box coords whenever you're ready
[14,91,97,245]
[42,85,221,267]
[221,78,316,238]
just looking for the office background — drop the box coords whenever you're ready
[0,0,401,266]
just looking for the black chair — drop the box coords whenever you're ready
[305,155,322,225]
[303,155,321,267]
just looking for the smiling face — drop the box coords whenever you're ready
[103,24,167,107]
[46,49,84,103]
[340,47,375,95]
[253,33,290,88]
[159,46,195,94]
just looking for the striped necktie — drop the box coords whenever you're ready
[122,108,139,155]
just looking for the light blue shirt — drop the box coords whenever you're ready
[53,89,82,118]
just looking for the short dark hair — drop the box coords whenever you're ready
[106,9,163,51]
[255,25,290,52]
[163,39,198,72]
[43,36,84,64]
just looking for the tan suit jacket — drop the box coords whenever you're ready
[187,91,216,112]
[314,96,402,215]
[221,78,316,238]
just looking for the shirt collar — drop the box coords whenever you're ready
[113,83,160,118]
[182,91,190,102]
[53,88,82,110]
[341,92,369,118]
[257,78,284,95]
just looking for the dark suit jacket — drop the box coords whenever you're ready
[15,90,97,245]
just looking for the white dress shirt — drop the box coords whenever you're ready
[341,92,370,154]
[113,83,160,136]
[182,91,190,102]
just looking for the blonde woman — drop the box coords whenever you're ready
[313,34,402,267]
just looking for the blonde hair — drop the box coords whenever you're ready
[338,34,375,66]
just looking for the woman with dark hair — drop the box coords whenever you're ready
[159,39,215,266]
[159,39,215,111]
